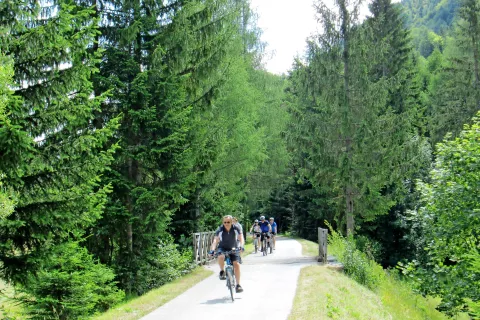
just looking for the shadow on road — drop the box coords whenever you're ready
[201,297,242,304]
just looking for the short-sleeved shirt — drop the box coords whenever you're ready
[234,222,243,234]
[270,222,277,233]
[215,225,241,249]
[251,224,261,233]
[259,221,270,233]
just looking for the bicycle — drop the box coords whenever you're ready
[261,233,269,256]
[214,249,240,302]
[267,234,273,254]
[253,232,261,253]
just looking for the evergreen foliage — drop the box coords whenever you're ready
[19,241,124,319]
[401,0,459,33]
[427,0,480,144]
[1,0,479,316]
[0,54,16,220]
[286,0,426,235]
[0,0,117,285]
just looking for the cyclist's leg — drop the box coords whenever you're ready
[273,233,276,249]
[231,252,243,292]
[217,249,226,279]
[232,260,241,285]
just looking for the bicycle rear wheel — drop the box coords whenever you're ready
[226,268,235,302]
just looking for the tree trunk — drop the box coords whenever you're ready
[340,0,355,236]
[346,185,354,236]
[472,32,479,88]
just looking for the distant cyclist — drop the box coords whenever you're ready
[258,216,272,252]
[209,215,245,293]
[269,217,277,250]
[249,219,261,251]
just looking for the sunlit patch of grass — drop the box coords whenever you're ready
[294,238,319,257]
[289,265,392,320]
[92,267,213,320]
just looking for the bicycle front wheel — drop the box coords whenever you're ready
[226,268,235,302]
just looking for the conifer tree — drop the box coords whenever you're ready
[80,0,246,293]
[287,0,425,235]
[0,1,117,284]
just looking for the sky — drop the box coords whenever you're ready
[249,0,379,75]
[249,0,319,75]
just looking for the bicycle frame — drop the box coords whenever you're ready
[216,249,239,301]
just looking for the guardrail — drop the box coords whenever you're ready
[193,231,216,265]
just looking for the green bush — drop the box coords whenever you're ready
[18,241,124,319]
[129,241,196,296]
[326,223,382,289]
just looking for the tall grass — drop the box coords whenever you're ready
[325,226,463,320]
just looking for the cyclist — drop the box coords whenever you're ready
[269,217,277,250]
[209,215,245,293]
[249,219,261,250]
[232,216,244,262]
[232,216,243,236]
[258,216,272,252]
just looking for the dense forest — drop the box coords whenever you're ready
[0,0,479,318]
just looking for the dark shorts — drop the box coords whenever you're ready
[260,233,270,241]
[218,247,240,262]
[254,232,261,238]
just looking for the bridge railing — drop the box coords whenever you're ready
[318,227,328,263]
[193,231,216,265]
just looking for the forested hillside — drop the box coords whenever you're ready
[401,0,459,56]
[0,0,479,318]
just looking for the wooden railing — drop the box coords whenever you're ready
[318,227,328,263]
[193,231,216,265]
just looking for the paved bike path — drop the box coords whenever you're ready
[140,238,316,320]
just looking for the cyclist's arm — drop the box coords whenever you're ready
[210,236,220,251]
[268,224,272,232]
[237,233,245,248]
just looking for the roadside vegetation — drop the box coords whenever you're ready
[290,237,469,320]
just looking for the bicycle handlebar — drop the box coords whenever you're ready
[212,248,242,257]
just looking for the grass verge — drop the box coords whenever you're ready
[289,238,465,320]
[294,237,318,257]
[92,267,213,320]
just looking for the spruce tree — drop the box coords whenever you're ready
[80,0,246,293]
[0,1,116,284]
[287,0,425,235]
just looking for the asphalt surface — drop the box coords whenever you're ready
[140,237,317,320]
